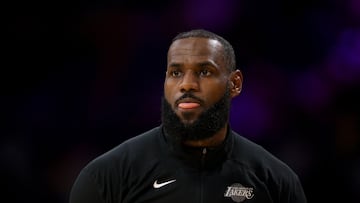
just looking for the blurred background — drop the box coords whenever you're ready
[2,0,359,202]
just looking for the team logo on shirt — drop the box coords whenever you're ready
[224,183,254,202]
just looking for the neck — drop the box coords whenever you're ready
[183,125,228,148]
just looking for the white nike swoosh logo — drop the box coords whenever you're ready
[153,179,176,188]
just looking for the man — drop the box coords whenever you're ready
[70,29,307,203]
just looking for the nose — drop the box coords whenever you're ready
[179,71,199,92]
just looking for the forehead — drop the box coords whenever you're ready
[167,37,224,63]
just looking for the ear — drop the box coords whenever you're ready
[229,69,243,98]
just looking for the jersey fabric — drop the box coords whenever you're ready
[70,126,307,203]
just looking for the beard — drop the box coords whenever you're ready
[161,86,231,142]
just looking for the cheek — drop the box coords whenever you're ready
[164,80,175,101]
[202,82,227,101]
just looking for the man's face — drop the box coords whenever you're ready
[164,37,231,125]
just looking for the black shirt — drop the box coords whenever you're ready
[70,126,307,203]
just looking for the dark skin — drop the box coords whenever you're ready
[164,37,243,147]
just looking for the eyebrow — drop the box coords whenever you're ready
[197,61,218,68]
[168,62,182,68]
[168,61,218,69]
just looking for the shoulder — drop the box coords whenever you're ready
[82,126,162,176]
[230,131,307,201]
[230,130,300,181]
[70,126,163,203]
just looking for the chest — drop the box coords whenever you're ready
[120,160,273,203]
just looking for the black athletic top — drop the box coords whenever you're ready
[70,126,307,203]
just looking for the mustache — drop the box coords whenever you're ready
[175,93,204,105]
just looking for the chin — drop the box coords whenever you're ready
[178,112,200,124]
[180,118,197,126]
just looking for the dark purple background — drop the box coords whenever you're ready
[2,0,360,202]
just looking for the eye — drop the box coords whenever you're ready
[170,70,182,77]
[199,69,211,77]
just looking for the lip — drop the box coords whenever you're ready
[178,102,200,109]
[176,97,201,106]
[176,98,202,110]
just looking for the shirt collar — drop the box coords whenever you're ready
[161,124,234,170]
